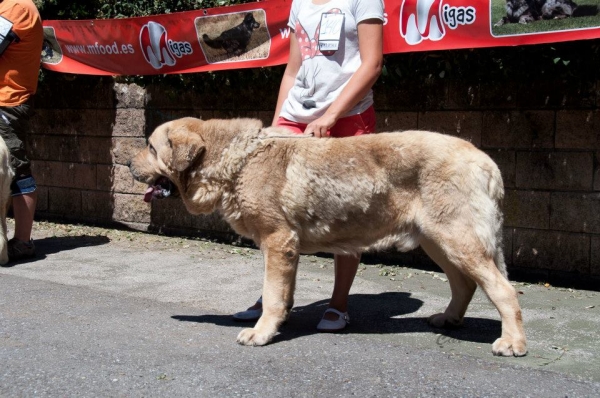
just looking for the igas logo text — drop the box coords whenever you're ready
[400,0,476,45]
[140,21,193,69]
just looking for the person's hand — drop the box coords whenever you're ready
[304,114,337,138]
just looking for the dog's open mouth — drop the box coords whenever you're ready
[144,177,174,202]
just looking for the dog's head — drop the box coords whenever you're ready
[129,118,205,203]
[243,13,260,30]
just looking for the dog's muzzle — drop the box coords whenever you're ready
[144,177,174,202]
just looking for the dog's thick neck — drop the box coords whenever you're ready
[179,119,265,215]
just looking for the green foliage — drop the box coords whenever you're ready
[35,0,259,20]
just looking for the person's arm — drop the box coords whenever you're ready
[305,19,383,138]
[272,30,302,126]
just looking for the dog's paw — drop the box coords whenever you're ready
[492,337,527,357]
[428,313,463,329]
[236,328,272,346]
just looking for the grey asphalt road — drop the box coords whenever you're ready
[1,220,599,397]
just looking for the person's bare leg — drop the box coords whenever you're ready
[12,191,36,242]
[322,254,359,321]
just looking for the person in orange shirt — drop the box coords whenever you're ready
[0,0,43,262]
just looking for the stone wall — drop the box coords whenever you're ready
[28,72,600,280]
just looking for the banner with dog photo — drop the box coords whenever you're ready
[41,0,600,76]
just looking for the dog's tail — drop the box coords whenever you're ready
[470,157,508,278]
[202,34,221,49]
[573,5,598,17]
[487,162,508,279]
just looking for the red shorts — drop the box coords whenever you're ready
[275,105,376,137]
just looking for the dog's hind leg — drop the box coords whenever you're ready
[469,258,527,357]
[237,231,299,346]
[421,235,527,357]
[421,237,477,328]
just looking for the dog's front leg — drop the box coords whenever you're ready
[237,234,299,346]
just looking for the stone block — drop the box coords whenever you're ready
[28,135,67,161]
[151,197,193,228]
[48,187,82,217]
[114,83,147,109]
[62,163,97,190]
[550,192,600,233]
[78,137,114,164]
[81,191,114,221]
[35,186,49,213]
[111,165,147,194]
[112,109,146,137]
[192,211,233,234]
[594,152,600,191]
[378,111,418,131]
[482,111,554,149]
[30,161,56,187]
[592,237,600,276]
[513,229,590,273]
[29,135,112,164]
[112,193,150,223]
[485,150,516,188]
[29,109,114,136]
[516,151,594,191]
[418,111,482,146]
[504,190,550,229]
[96,165,113,192]
[503,227,513,266]
[35,162,96,190]
[555,110,600,149]
[111,138,146,165]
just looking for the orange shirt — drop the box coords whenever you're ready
[0,0,43,106]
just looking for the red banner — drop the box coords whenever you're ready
[41,0,600,76]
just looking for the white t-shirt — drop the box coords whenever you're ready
[279,0,385,124]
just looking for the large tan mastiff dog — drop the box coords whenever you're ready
[129,117,527,357]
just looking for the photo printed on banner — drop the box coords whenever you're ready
[491,0,600,36]
[196,10,271,64]
[41,27,62,65]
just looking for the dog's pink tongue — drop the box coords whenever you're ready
[144,186,155,203]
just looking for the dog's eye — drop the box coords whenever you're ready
[149,144,157,156]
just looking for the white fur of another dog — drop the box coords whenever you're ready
[0,136,13,265]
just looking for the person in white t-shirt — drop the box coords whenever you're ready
[234,0,384,332]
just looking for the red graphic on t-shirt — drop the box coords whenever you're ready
[295,8,342,58]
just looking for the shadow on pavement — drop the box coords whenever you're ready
[2,235,111,267]
[172,292,501,345]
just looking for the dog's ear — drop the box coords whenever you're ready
[167,128,205,172]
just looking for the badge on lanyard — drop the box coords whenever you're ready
[318,12,344,52]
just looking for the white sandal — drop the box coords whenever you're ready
[232,297,263,321]
[316,308,350,332]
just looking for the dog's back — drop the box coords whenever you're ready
[247,131,506,275]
